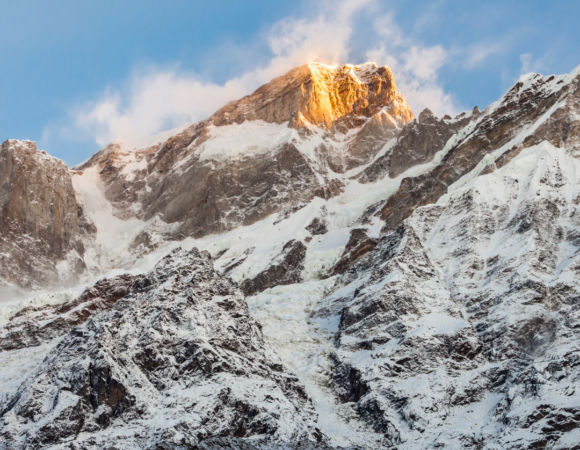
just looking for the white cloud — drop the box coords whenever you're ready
[519,52,545,76]
[62,0,371,147]
[74,73,245,147]
[49,0,467,149]
[367,13,461,117]
[463,42,505,70]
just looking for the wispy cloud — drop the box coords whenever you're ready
[463,42,505,70]
[45,0,473,150]
[367,13,460,117]
[519,52,545,76]
[48,0,371,147]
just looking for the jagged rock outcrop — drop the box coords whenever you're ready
[241,240,307,296]
[0,248,321,449]
[329,229,378,276]
[0,274,135,352]
[0,139,91,294]
[378,71,580,234]
[211,62,413,130]
[313,136,580,448]
[358,107,476,184]
[306,209,328,236]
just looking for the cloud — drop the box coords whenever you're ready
[73,72,246,147]
[59,0,371,147]
[463,42,505,70]
[47,0,468,150]
[367,13,461,117]
[519,52,545,76]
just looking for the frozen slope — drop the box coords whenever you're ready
[318,141,580,448]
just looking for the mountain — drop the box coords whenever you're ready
[71,63,412,265]
[0,140,93,296]
[1,248,321,448]
[1,62,580,449]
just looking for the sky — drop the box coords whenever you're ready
[1,0,580,166]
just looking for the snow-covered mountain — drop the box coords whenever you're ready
[1,61,580,449]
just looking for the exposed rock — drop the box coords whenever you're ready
[379,71,580,233]
[358,107,473,184]
[144,143,322,239]
[0,140,89,293]
[221,247,255,277]
[388,108,463,179]
[342,110,403,171]
[306,217,328,236]
[211,62,413,131]
[0,274,135,352]
[0,248,321,448]
[329,229,378,275]
[241,240,307,296]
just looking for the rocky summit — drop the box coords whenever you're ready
[1,62,580,449]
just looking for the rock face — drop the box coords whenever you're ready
[329,228,378,276]
[0,140,90,294]
[313,137,580,448]
[241,240,307,296]
[73,62,413,260]
[358,107,475,183]
[0,274,135,352]
[211,62,413,130]
[378,72,580,234]
[0,248,321,449]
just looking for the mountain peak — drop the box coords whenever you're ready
[211,61,414,130]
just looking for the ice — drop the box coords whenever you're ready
[72,166,148,274]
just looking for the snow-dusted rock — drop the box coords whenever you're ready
[0,248,322,449]
[70,62,414,268]
[316,139,580,448]
[0,274,135,352]
[358,106,474,184]
[241,240,307,296]
[3,61,580,449]
[378,70,580,235]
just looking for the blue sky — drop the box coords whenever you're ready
[2,0,579,166]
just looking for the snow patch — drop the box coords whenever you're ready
[197,121,294,161]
